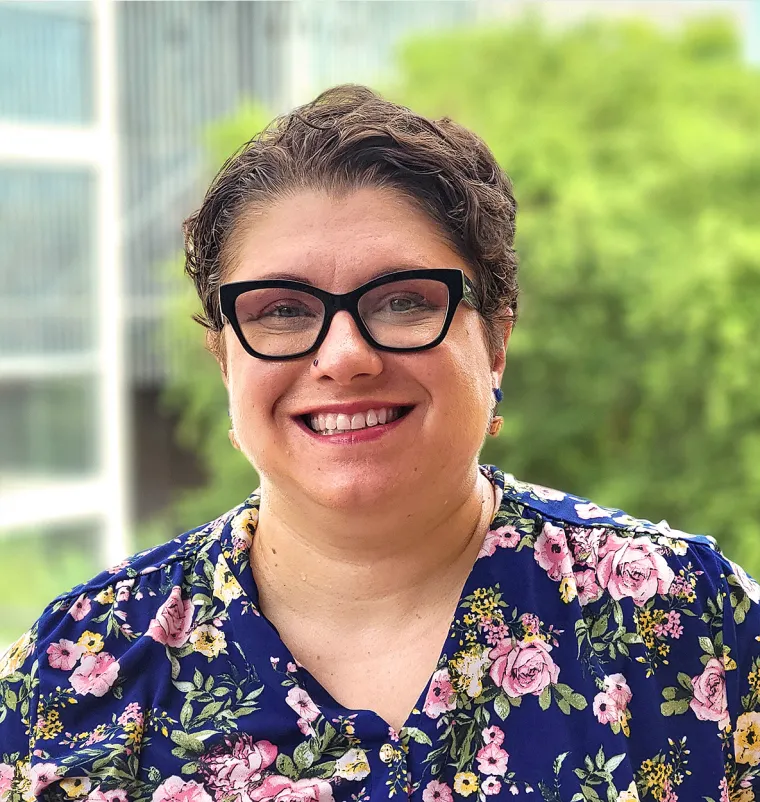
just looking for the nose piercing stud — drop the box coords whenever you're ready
[313,359,319,367]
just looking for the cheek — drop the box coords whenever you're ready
[417,345,492,424]
[443,330,494,413]
[225,350,290,423]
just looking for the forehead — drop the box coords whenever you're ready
[225,186,471,289]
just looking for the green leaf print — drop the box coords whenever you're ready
[493,693,511,720]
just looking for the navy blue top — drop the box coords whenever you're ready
[1,466,759,802]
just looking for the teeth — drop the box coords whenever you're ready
[351,413,365,430]
[307,406,405,434]
[336,413,351,430]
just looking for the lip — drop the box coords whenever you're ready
[292,401,414,417]
[294,405,414,444]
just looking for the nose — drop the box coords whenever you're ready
[311,310,383,384]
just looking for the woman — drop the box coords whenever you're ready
[2,85,759,802]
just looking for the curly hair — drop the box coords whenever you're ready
[183,84,519,358]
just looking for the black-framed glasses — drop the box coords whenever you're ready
[219,268,480,361]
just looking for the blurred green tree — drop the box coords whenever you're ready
[155,104,270,537]
[161,18,760,571]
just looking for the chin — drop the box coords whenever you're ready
[298,466,414,510]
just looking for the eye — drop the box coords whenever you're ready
[260,302,316,319]
[387,295,425,312]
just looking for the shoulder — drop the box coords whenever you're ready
[484,466,757,613]
[0,495,258,764]
[37,497,259,651]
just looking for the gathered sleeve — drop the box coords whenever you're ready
[712,547,760,795]
[0,624,40,793]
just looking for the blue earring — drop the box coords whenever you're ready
[493,387,503,403]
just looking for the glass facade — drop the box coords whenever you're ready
[0,1,93,125]
[0,167,97,357]
[0,0,112,646]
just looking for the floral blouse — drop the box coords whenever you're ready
[2,466,760,802]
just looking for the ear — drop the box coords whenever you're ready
[490,313,514,385]
[205,329,229,386]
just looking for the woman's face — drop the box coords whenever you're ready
[222,186,509,510]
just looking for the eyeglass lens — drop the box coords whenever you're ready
[233,277,452,357]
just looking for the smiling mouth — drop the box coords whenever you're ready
[301,406,414,436]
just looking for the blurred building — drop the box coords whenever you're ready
[0,0,756,639]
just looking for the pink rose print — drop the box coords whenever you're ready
[481,777,502,796]
[596,533,674,606]
[285,687,320,723]
[534,523,573,581]
[603,674,632,710]
[476,742,509,776]
[574,569,602,606]
[152,776,212,802]
[478,525,520,559]
[423,668,457,718]
[0,764,15,797]
[29,763,59,796]
[575,502,612,520]
[69,593,92,621]
[297,718,316,737]
[199,733,278,801]
[249,776,334,802]
[422,780,454,802]
[690,658,729,729]
[482,725,505,746]
[88,791,128,802]
[70,652,120,697]
[47,638,83,671]
[592,692,620,725]
[118,702,143,727]
[116,579,134,603]
[489,638,559,697]
[529,483,566,502]
[567,527,603,568]
[147,585,194,647]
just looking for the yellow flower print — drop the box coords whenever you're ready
[190,624,227,658]
[334,748,371,780]
[213,556,244,606]
[453,772,479,797]
[230,507,257,550]
[0,629,33,679]
[95,587,115,605]
[379,744,394,763]
[379,743,400,764]
[77,631,104,654]
[639,758,672,797]
[735,712,760,766]
[59,778,92,799]
[617,781,640,801]
[125,720,144,748]
[35,708,63,740]
[747,666,760,695]
[449,645,490,698]
[559,575,577,604]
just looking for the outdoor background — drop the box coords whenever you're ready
[1,0,759,647]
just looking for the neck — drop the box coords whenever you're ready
[250,466,495,628]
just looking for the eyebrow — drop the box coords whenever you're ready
[252,264,431,287]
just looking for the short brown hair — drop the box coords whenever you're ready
[183,84,518,358]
